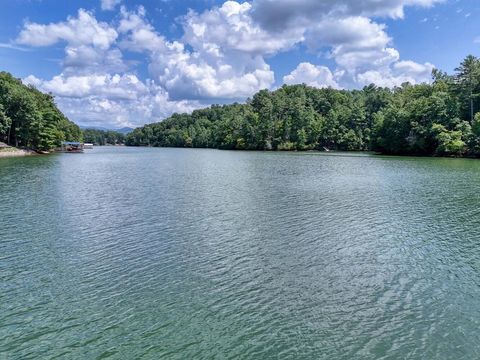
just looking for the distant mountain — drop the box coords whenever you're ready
[80,126,134,134]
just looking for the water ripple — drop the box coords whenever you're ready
[1,148,480,359]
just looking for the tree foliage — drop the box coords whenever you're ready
[127,55,480,156]
[0,71,81,150]
[82,129,125,145]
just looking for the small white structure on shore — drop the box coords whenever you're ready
[84,143,94,149]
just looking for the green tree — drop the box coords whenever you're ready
[432,124,466,155]
[454,55,480,122]
[0,104,11,142]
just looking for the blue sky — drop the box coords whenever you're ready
[0,0,479,128]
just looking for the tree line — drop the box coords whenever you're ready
[82,128,125,146]
[126,55,480,156]
[0,71,82,151]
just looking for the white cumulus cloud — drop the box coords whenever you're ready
[357,61,434,87]
[119,5,277,100]
[101,0,122,11]
[17,9,124,75]
[17,9,117,49]
[182,1,303,56]
[283,63,340,89]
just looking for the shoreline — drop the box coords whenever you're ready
[127,145,480,159]
[0,147,38,159]
[2,145,478,161]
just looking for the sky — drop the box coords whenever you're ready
[0,0,479,129]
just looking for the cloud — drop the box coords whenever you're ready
[0,43,31,51]
[118,5,166,51]
[357,61,434,87]
[17,9,125,74]
[249,0,439,89]
[251,0,443,30]
[184,1,435,91]
[307,17,391,51]
[393,60,435,78]
[63,45,127,75]
[148,41,275,100]
[17,7,203,128]
[283,63,340,89]
[120,4,276,100]
[282,14,433,88]
[17,9,117,49]
[23,74,201,128]
[182,1,303,56]
[101,0,122,11]
[306,16,397,73]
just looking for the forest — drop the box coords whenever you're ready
[82,128,126,146]
[0,72,82,151]
[126,55,480,156]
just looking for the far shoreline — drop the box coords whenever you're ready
[2,145,479,161]
[127,145,480,160]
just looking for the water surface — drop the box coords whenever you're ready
[1,147,480,359]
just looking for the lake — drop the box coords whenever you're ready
[1,147,480,359]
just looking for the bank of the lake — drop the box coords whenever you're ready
[0,145,37,158]
[1,147,480,359]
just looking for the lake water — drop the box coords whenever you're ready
[1,147,480,359]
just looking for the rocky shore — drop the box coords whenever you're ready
[0,143,37,158]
